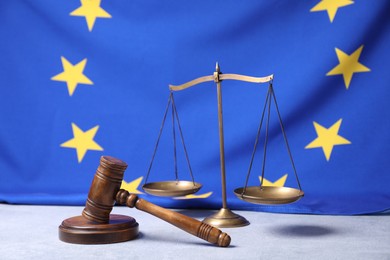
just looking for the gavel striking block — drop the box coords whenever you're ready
[59,156,231,247]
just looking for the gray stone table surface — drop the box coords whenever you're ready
[0,204,389,260]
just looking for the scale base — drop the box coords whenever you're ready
[59,214,139,244]
[203,208,249,228]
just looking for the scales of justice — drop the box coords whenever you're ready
[142,63,304,228]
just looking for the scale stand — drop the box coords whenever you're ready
[169,63,273,228]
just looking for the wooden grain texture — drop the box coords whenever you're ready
[59,214,139,244]
[82,156,128,223]
[116,189,231,247]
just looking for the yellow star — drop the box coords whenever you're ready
[305,119,351,161]
[70,0,112,31]
[51,57,93,96]
[174,192,213,200]
[120,177,144,194]
[310,0,354,22]
[259,174,288,187]
[326,45,370,89]
[61,123,103,163]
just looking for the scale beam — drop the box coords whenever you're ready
[169,74,273,92]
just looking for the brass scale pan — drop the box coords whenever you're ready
[234,186,304,205]
[143,180,202,197]
[143,180,303,205]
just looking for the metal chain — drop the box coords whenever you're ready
[242,85,271,194]
[144,93,173,184]
[260,85,272,188]
[270,83,302,191]
[171,93,178,181]
[171,94,196,184]
[242,82,302,193]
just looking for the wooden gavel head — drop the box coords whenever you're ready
[82,155,128,223]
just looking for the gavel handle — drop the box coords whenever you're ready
[116,189,231,247]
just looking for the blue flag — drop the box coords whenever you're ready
[1,0,389,215]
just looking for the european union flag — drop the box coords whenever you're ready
[1,0,389,215]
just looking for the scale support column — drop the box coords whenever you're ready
[202,63,250,228]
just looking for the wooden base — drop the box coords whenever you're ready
[59,214,139,244]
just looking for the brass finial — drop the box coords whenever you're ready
[214,62,221,83]
[215,62,220,73]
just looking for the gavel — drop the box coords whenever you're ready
[59,156,231,247]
